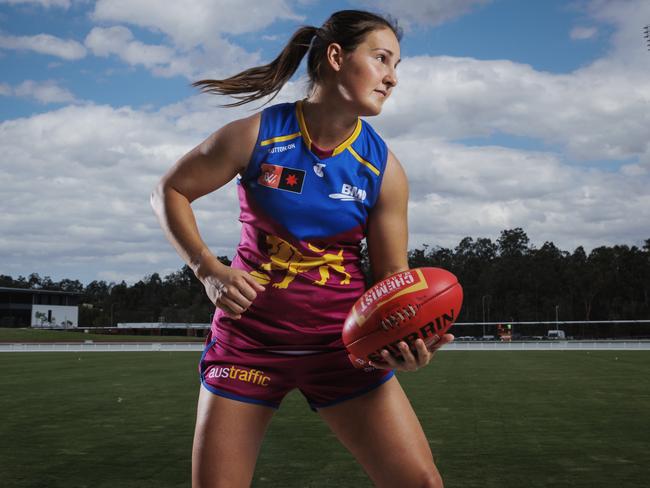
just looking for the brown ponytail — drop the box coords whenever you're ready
[194,10,401,107]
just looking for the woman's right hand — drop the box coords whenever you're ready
[194,254,265,320]
[150,114,264,320]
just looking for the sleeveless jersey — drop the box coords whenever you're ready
[212,100,389,351]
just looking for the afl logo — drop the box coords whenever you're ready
[258,164,305,194]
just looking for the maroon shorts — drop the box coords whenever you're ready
[199,336,394,410]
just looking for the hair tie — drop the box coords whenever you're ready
[308,34,318,51]
[308,26,324,50]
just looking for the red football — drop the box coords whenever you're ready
[342,267,463,369]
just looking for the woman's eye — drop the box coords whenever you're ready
[376,54,386,62]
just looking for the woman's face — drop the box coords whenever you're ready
[335,28,401,117]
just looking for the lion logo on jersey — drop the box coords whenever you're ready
[251,235,351,289]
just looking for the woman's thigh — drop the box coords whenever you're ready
[192,386,276,488]
[317,376,443,488]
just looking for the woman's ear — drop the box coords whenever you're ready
[325,42,345,72]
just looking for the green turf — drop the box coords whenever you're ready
[0,351,648,487]
[0,327,205,343]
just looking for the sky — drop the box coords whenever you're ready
[1,0,649,286]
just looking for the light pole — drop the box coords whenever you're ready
[482,295,491,338]
[555,304,559,332]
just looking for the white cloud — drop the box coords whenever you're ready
[0,101,253,283]
[374,54,650,165]
[91,0,303,49]
[12,80,76,104]
[0,32,86,60]
[2,0,650,285]
[85,26,175,68]
[85,0,304,81]
[570,26,598,40]
[362,0,491,29]
[84,25,261,80]
[0,0,71,8]
[0,82,10,95]
[2,66,648,286]
[389,138,649,251]
[585,0,650,69]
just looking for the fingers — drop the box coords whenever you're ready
[243,272,266,293]
[431,333,454,351]
[414,338,432,364]
[369,342,422,372]
[367,359,391,370]
[203,269,266,318]
[402,340,431,371]
[228,278,259,303]
[218,295,244,319]
[368,334,454,372]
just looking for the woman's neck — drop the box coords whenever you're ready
[302,92,359,151]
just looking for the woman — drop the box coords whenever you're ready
[151,10,453,488]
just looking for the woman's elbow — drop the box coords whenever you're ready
[150,183,164,213]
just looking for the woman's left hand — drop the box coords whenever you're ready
[369,334,455,372]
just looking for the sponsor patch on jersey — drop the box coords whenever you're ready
[313,162,326,177]
[268,142,296,154]
[329,183,367,202]
[258,163,305,194]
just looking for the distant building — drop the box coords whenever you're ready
[0,287,80,328]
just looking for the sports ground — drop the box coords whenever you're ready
[0,350,648,488]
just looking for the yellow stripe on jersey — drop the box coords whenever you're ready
[347,146,380,176]
[260,132,302,146]
[295,101,312,148]
[331,120,362,156]
[296,100,362,156]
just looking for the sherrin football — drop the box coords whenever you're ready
[342,267,463,369]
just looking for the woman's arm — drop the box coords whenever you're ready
[150,113,265,319]
[366,150,409,282]
[366,150,453,371]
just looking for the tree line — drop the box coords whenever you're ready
[2,228,649,330]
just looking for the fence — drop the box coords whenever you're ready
[452,320,650,340]
[2,340,650,353]
[0,342,203,352]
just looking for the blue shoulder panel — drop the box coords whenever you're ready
[240,102,388,242]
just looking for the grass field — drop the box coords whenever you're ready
[0,327,205,343]
[0,351,648,488]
